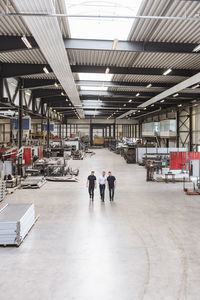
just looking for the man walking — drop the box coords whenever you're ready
[86,171,96,201]
[107,171,116,201]
[98,171,107,201]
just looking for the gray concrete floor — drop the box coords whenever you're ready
[0,149,200,300]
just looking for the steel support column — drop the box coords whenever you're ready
[18,81,23,149]
[47,111,50,149]
[176,110,179,147]
[0,78,3,100]
[189,106,193,151]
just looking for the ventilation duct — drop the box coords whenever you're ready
[13,0,84,118]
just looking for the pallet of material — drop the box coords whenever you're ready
[20,176,46,189]
[46,176,78,182]
[0,203,37,246]
[0,181,6,202]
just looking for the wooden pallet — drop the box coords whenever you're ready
[1,215,40,247]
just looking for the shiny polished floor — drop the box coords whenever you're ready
[0,149,200,300]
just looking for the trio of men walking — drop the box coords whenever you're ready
[86,171,116,201]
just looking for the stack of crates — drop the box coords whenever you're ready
[0,181,6,202]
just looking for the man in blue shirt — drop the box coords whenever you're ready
[107,171,116,201]
[86,171,96,201]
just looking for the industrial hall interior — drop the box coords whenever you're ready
[1,0,200,299]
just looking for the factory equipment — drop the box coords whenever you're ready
[123,146,137,164]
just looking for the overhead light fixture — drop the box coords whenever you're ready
[146,83,152,88]
[136,93,140,97]
[191,84,200,89]
[54,82,59,88]
[144,107,147,110]
[123,104,126,107]
[160,100,165,103]
[151,104,154,107]
[61,92,65,96]
[66,99,68,102]
[173,93,179,97]
[138,110,140,112]
[105,67,110,74]
[43,67,49,74]
[128,99,132,103]
[112,39,119,50]
[193,44,200,52]
[163,68,172,76]
[178,104,182,107]
[21,35,32,49]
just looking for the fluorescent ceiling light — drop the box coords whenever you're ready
[78,73,113,82]
[112,39,119,50]
[136,93,140,97]
[163,68,172,76]
[160,100,165,103]
[11,82,17,87]
[21,35,32,49]
[128,99,132,102]
[66,99,69,102]
[105,67,110,74]
[151,104,154,107]
[43,67,49,74]
[193,44,200,52]
[54,82,59,88]
[123,104,126,106]
[146,83,152,88]
[80,86,108,91]
[66,0,142,40]
[191,84,200,89]
[178,104,182,107]
[173,93,179,97]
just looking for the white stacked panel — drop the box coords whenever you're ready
[0,181,6,202]
[0,203,35,245]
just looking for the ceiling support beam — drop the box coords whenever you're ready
[1,63,198,78]
[71,65,197,77]
[64,39,199,54]
[0,36,199,55]
[139,71,200,108]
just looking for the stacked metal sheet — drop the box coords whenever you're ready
[0,203,36,246]
[0,181,6,202]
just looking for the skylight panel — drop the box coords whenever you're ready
[80,86,108,91]
[65,0,142,40]
[78,73,113,81]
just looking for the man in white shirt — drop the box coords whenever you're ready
[98,171,107,202]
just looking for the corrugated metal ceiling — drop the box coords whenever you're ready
[129,0,200,43]
[67,49,200,69]
[0,48,46,64]
[0,0,70,37]
[112,74,187,84]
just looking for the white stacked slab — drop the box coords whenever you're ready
[0,181,6,202]
[0,203,35,245]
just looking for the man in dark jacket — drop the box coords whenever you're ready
[107,171,116,201]
[86,171,96,201]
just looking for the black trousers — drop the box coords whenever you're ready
[88,185,94,199]
[109,187,115,200]
[99,184,105,200]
